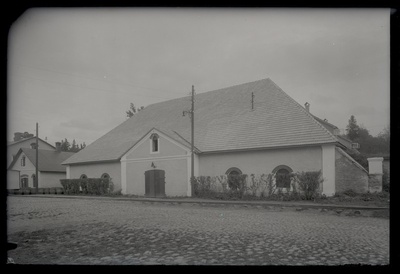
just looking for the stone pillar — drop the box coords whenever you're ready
[367,157,383,192]
[322,144,336,196]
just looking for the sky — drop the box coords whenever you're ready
[7,8,390,147]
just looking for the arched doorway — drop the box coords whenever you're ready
[20,175,29,188]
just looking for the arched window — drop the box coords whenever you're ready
[272,165,293,188]
[80,174,87,179]
[150,133,159,153]
[101,173,110,179]
[20,175,29,188]
[21,156,26,167]
[225,167,242,176]
[225,167,243,190]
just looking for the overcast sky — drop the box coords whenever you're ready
[7,8,390,146]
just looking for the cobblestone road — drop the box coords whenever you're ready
[6,196,389,265]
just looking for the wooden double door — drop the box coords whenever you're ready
[144,169,166,197]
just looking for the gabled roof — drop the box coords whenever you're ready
[63,78,338,165]
[9,148,75,172]
[7,137,56,149]
[311,115,356,151]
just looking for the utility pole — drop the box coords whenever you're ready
[35,122,39,194]
[183,85,195,196]
[191,85,195,196]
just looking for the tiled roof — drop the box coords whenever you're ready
[11,148,75,172]
[7,137,56,149]
[63,78,338,165]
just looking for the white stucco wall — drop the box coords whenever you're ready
[7,170,20,189]
[124,158,189,196]
[122,129,192,196]
[39,172,66,188]
[9,151,36,187]
[68,162,121,191]
[198,146,323,176]
[321,144,336,196]
[126,134,188,159]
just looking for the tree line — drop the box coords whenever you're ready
[345,115,389,155]
[344,115,389,170]
[59,138,86,152]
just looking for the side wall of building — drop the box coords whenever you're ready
[7,170,20,189]
[125,158,189,196]
[68,162,122,191]
[335,148,369,193]
[198,146,323,177]
[9,151,36,187]
[122,130,191,196]
[39,172,66,188]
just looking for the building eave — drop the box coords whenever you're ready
[200,141,338,155]
[62,159,121,166]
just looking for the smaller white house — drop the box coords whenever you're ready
[7,143,75,190]
[7,136,56,168]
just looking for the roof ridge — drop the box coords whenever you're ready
[145,78,271,109]
[268,79,338,143]
[8,137,56,148]
[195,77,271,98]
[312,115,338,129]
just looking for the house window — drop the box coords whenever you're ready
[80,174,87,179]
[225,167,242,176]
[21,156,26,167]
[150,133,159,153]
[225,167,243,190]
[20,175,29,188]
[272,165,293,188]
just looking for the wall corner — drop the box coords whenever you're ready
[321,144,336,196]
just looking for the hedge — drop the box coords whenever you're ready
[60,178,114,195]
[192,171,324,200]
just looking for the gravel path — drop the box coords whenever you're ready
[7,196,389,265]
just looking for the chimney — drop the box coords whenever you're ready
[14,132,23,141]
[30,143,37,149]
[304,102,310,113]
[55,142,61,152]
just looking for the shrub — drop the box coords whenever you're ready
[342,189,358,197]
[382,170,390,193]
[193,176,214,197]
[227,174,247,190]
[248,174,261,197]
[60,178,114,195]
[108,189,122,196]
[265,173,276,196]
[296,170,323,200]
